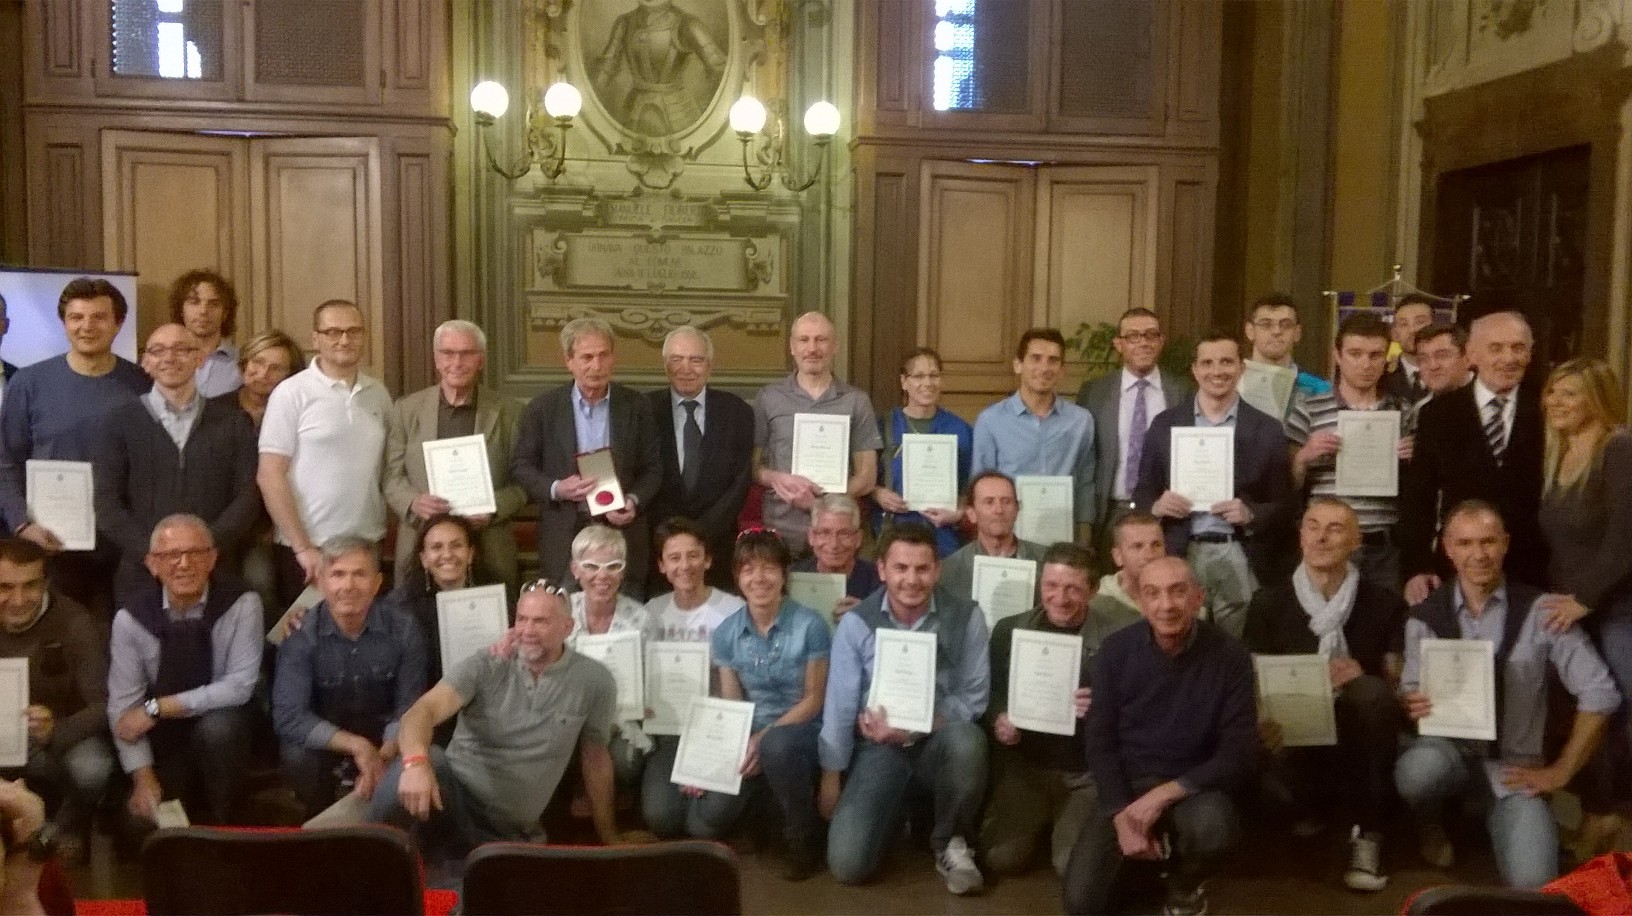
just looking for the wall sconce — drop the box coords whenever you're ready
[729,96,841,192]
[469,79,583,181]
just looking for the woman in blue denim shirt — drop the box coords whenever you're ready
[871,348,972,557]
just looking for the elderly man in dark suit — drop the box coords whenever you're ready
[1401,310,1545,605]
[383,320,526,593]
[644,325,752,590]
[1132,332,1295,638]
[512,317,662,597]
[1076,308,1193,549]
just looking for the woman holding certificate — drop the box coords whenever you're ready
[379,515,492,683]
[871,349,972,557]
[566,525,657,789]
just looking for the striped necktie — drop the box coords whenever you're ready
[1484,395,1508,463]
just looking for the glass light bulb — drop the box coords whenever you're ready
[729,96,767,134]
[543,82,582,120]
[469,81,509,119]
[803,101,841,138]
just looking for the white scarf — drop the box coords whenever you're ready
[1292,562,1359,660]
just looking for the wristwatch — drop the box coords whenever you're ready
[22,823,59,863]
[144,697,160,718]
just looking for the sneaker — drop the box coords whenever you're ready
[1162,885,1209,916]
[1343,826,1388,892]
[936,836,984,896]
[1418,821,1454,869]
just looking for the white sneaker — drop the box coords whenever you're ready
[1343,825,1388,892]
[936,836,984,896]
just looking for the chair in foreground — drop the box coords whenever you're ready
[462,839,742,916]
[1402,884,1586,915]
[140,825,425,916]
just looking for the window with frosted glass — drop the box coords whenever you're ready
[929,0,1029,113]
[111,0,224,80]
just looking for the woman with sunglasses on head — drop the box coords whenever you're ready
[566,525,658,789]
[870,348,971,557]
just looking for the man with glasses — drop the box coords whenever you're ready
[1244,293,1333,416]
[1412,322,1473,404]
[1382,294,1437,404]
[791,494,880,619]
[645,325,753,590]
[257,300,391,606]
[1076,309,1193,546]
[107,515,262,827]
[95,324,261,601]
[384,320,526,592]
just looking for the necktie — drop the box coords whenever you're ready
[1124,378,1151,495]
[1484,395,1508,463]
[681,399,702,492]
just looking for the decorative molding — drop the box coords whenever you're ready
[526,299,782,343]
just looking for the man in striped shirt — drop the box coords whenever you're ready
[1285,314,1416,592]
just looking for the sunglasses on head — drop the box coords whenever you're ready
[520,578,569,596]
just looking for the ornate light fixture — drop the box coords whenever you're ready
[729,96,841,192]
[469,79,583,182]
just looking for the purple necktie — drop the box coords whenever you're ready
[1124,378,1151,494]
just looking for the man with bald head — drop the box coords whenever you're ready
[1402,311,1546,603]
[754,312,881,552]
[95,324,260,600]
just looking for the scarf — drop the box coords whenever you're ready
[1292,562,1359,660]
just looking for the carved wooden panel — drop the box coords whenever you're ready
[861,164,913,411]
[1033,166,1159,335]
[1050,0,1166,135]
[244,0,380,105]
[24,121,98,268]
[1163,171,1215,340]
[386,138,449,392]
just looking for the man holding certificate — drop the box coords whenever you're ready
[939,472,1047,615]
[1243,499,1407,892]
[1241,293,1332,418]
[982,544,1137,878]
[1133,333,1295,638]
[790,495,880,619]
[1394,501,1620,889]
[383,320,527,593]
[819,524,990,895]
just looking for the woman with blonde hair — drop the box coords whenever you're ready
[231,329,304,428]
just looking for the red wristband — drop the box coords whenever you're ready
[402,754,429,769]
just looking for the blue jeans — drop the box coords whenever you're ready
[1590,589,1632,757]
[368,746,523,856]
[1394,736,1559,888]
[826,720,987,885]
[643,722,821,846]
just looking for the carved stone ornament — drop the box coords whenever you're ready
[1572,0,1622,52]
[528,301,783,343]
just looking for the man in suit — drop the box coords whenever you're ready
[0,292,18,414]
[1413,322,1472,404]
[1381,294,1436,404]
[1076,308,1193,549]
[1402,311,1545,604]
[383,320,526,593]
[644,325,752,590]
[512,317,662,596]
[1133,332,1295,638]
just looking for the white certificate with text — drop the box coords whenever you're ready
[25,460,94,551]
[1418,638,1497,741]
[435,584,509,675]
[1334,410,1401,497]
[971,556,1036,630]
[0,658,27,768]
[1015,475,1073,545]
[900,434,959,511]
[1007,630,1081,737]
[575,630,645,721]
[671,697,755,796]
[1170,428,1234,507]
[866,629,938,734]
[1238,360,1296,418]
[422,435,498,516]
[791,413,850,494]
[788,571,846,628]
[1253,654,1337,747]
[644,642,712,736]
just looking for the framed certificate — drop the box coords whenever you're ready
[1007,630,1081,737]
[575,630,645,721]
[1238,360,1296,418]
[791,413,850,494]
[900,434,959,511]
[1334,410,1400,497]
[435,584,510,675]
[788,571,846,628]
[25,460,94,551]
[577,448,626,516]
[971,556,1036,630]
[1253,654,1337,747]
[1418,638,1497,741]
[644,642,712,736]
[1014,475,1073,546]
[670,697,755,796]
[0,658,27,768]
[866,629,937,734]
[422,435,498,515]
[1170,428,1234,507]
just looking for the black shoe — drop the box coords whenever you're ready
[780,842,822,881]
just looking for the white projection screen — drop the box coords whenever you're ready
[0,268,141,367]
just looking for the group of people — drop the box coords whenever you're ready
[0,271,1625,916]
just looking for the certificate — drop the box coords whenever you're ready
[1334,410,1401,497]
[435,584,509,675]
[0,658,26,768]
[575,630,645,721]
[971,556,1036,630]
[1238,360,1296,418]
[1007,630,1082,737]
[266,585,322,645]
[25,460,94,551]
[1418,638,1497,741]
[900,434,959,511]
[1253,654,1336,747]
[1014,476,1073,546]
[153,800,191,829]
[577,448,626,516]
[1169,428,1234,507]
[788,571,846,627]
[865,629,937,734]
[670,697,755,796]
[644,642,711,736]
[791,413,850,494]
[422,435,498,516]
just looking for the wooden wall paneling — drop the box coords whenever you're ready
[1,0,25,262]
[1170,0,1222,143]
[92,0,243,101]
[1047,0,1169,137]
[23,119,99,269]
[99,130,251,340]
[858,0,914,131]
[242,0,381,107]
[1032,165,1159,332]
[25,0,93,99]
[383,132,450,394]
[855,147,916,410]
[1158,162,1218,344]
[384,0,448,112]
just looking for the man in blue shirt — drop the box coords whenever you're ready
[819,523,990,895]
[272,536,427,819]
[971,328,1098,545]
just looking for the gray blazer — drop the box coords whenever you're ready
[383,385,527,590]
[1076,368,1193,522]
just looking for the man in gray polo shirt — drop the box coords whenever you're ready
[370,584,625,850]
[754,312,882,552]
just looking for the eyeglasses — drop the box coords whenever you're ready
[1118,330,1164,343]
[149,547,214,565]
[314,327,366,341]
[665,355,708,367]
[809,527,861,542]
[143,346,200,359]
[435,348,483,360]
[575,559,626,574]
[1250,318,1299,332]
[521,578,568,596]
[903,372,941,382]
